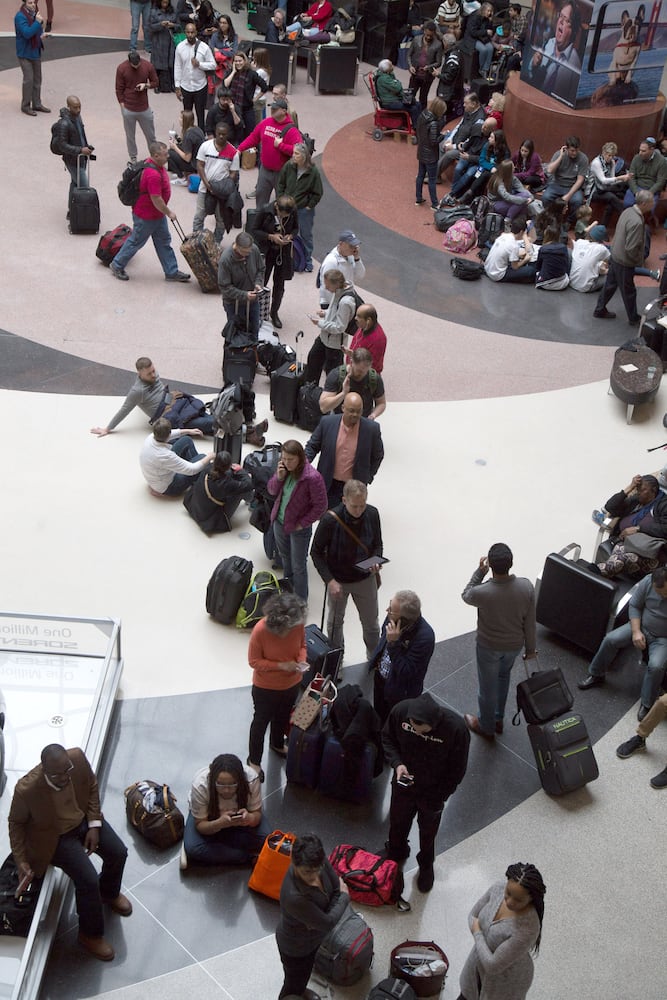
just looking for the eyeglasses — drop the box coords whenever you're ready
[215,781,238,790]
[46,762,74,781]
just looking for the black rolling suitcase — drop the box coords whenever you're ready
[527,713,599,795]
[69,154,100,234]
[302,625,343,687]
[206,556,253,624]
[270,360,304,423]
[223,345,257,387]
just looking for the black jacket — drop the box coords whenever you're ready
[416,109,444,164]
[311,502,383,585]
[606,488,667,540]
[183,466,253,533]
[52,107,90,166]
[252,205,299,280]
[277,859,347,957]
[437,45,464,104]
[304,414,384,492]
[382,693,470,805]
[369,614,436,706]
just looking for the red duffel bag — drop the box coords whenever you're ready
[329,844,405,908]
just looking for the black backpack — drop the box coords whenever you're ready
[470,194,491,229]
[50,119,63,155]
[477,212,504,249]
[434,205,474,233]
[450,258,484,281]
[117,161,159,206]
[344,288,365,336]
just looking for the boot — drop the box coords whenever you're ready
[270,312,282,330]
[245,422,267,447]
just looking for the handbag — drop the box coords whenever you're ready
[390,940,449,998]
[124,780,184,848]
[247,829,296,899]
[292,673,337,730]
[0,854,42,937]
[222,301,256,348]
[512,658,574,726]
[622,532,666,558]
[327,509,382,589]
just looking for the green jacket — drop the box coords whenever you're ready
[276,159,323,210]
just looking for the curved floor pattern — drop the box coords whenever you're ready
[1,8,666,999]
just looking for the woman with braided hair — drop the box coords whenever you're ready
[457,861,546,999]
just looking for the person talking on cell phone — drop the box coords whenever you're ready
[381,693,469,894]
[369,590,435,723]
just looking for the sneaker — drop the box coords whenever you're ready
[593,308,616,319]
[172,177,189,186]
[650,269,661,281]
[165,271,191,282]
[179,844,188,870]
[247,188,257,198]
[650,766,667,788]
[415,199,425,205]
[304,262,313,272]
[110,265,129,281]
[127,158,137,167]
[616,735,646,759]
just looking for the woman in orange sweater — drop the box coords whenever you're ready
[248,592,308,780]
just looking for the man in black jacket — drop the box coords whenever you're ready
[382,693,469,892]
[51,96,94,218]
[436,90,485,182]
[305,394,384,507]
[311,479,383,660]
[265,7,287,43]
[435,34,464,122]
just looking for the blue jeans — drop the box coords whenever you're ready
[416,160,438,207]
[297,206,315,266]
[541,182,583,220]
[476,643,521,734]
[163,435,204,496]
[223,299,260,339]
[588,622,667,709]
[112,213,179,277]
[273,519,312,601]
[475,40,494,75]
[130,0,151,51]
[51,817,127,937]
[65,157,88,212]
[183,810,271,865]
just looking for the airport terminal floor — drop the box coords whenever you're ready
[0,1,665,997]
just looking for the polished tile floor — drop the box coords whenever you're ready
[0,4,666,998]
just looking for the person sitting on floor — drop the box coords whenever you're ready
[181,753,271,869]
[597,474,667,579]
[484,216,538,283]
[616,691,667,788]
[182,450,254,533]
[535,223,570,290]
[569,224,611,292]
[139,417,213,497]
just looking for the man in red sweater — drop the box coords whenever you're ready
[238,99,302,210]
[348,305,387,374]
[115,49,158,165]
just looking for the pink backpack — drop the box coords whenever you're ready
[442,218,476,253]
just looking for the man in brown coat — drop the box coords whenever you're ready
[9,745,131,961]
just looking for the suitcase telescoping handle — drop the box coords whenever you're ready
[171,217,187,244]
[76,152,91,188]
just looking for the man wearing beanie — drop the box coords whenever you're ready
[461,543,536,739]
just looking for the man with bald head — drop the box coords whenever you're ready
[51,95,94,218]
[305,392,384,506]
[9,745,131,962]
[348,305,387,374]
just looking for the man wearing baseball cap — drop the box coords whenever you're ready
[319,230,367,308]
[238,98,302,209]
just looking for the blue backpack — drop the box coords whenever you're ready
[292,234,307,272]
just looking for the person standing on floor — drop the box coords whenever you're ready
[218,231,264,339]
[174,21,216,131]
[382,692,469,892]
[247,592,308,780]
[457,862,546,1000]
[276,142,323,274]
[115,49,157,165]
[267,440,328,602]
[461,543,536,740]
[369,590,435,724]
[415,96,447,210]
[111,141,191,282]
[237,99,302,211]
[15,0,50,116]
[129,0,152,54]
[311,479,383,660]
[594,188,653,325]
[276,833,349,1000]
[50,96,93,219]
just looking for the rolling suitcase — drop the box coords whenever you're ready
[96,224,131,266]
[302,624,343,687]
[206,556,253,624]
[527,713,599,795]
[270,360,303,423]
[317,735,375,803]
[215,428,243,464]
[69,154,100,234]
[512,658,574,727]
[173,220,220,293]
[223,345,257,387]
[285,722,325,788]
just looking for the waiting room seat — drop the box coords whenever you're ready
[307,46,359,95]
[257,40,297,93]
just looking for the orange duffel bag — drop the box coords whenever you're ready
[248,830,296,900]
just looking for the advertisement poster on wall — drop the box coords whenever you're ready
[520,0,666,108]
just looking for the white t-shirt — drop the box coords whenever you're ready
[196,139,240,183]
[484,232,524,281]
[188,764,262,819]
[569,240,610,292]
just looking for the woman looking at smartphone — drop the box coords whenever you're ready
[180,753,270,869]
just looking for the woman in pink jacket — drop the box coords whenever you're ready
[268,439,328,601]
